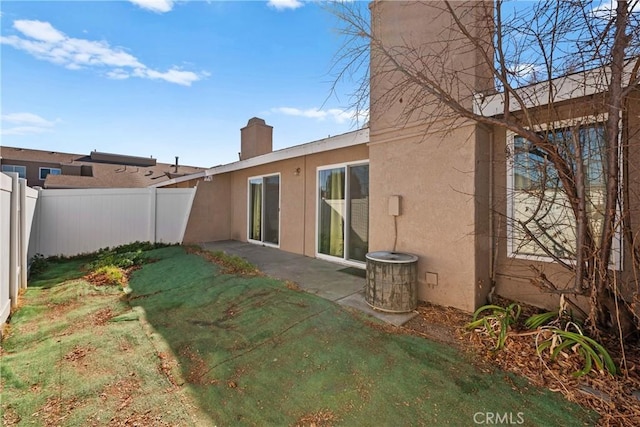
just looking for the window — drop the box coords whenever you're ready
[39,167,61,180]
[248,174,280,246]
[1,164,27,178]
[507,120,617,262]
[317,162,369,264]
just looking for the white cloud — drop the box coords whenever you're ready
[0,19,205,86]
[591,0,640,17]
[507,62,546,84]
[129,0,175,13]
[271,107,361,124]
[139,67,203,85]
[267,0,305,11]
[13,20,65,42]
[1,112,58,135]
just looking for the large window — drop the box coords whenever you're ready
[1,164,26,178]
[39,167,61,180]
[248,174,280,246]
[317,162,369,264]
[507,121,615,261]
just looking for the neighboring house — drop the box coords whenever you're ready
[154,2,639,315]
[0,147,205,188]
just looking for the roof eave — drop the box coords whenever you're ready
[473,61,638,117]
[151,128,370,188]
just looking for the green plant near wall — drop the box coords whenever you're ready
[467,300,617,377]
[29,253,49,276]
[466,303,522,350]
[87,249,145,270]
[534,324,617,377]
[92,265,126,286]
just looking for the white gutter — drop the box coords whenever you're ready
[151,128,369,188]
[474,61,638,117]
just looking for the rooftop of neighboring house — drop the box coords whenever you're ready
[0,146,207,189]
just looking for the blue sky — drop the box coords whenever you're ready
[0,0,366,167]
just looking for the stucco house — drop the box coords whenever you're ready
[154,1,640,315]
[0,147,205,189]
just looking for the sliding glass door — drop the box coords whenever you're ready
[248,174,280,246]
[318,163,369,263]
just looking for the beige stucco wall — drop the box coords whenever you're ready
[625,87,640,293]
[367,1,493,312]
[183,175,231,243]
[184,144,369,258]
[368,122,490,313]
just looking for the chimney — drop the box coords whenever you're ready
[174,156,179,173]
[240,117,273,160]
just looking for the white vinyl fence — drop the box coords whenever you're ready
[29,187,196,258]
[1,173,39,325]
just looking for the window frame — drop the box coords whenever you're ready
[246,172,281,248]
[1,164,27,179]
[39,167,61,180]
[315,159,370,268]
[506,114,622,269]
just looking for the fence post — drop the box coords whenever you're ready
[8,173,19,309]
[148,187,157,243]
[19,179,28,289]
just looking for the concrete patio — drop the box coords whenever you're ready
[201,240,418,326]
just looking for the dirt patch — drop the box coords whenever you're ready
[402,301,471,348]
[101,375,140,409]
[106,411,173,427]
[92,307,114,326]
[295,409,340,427]
[94,376,176,427]
[33,396,80,427]
[47,299,83,322]
[285,280,301,291]
[63,345,93,363]
[402,301,640,426]
[186,246,263,276]
[157,351,181,387]
[177,346,217,386]
[2,406,21,426]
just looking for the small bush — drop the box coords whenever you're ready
[87,266,126,286]
[86,242,172,270]
[533,322,617,377]
[29,254,49,276]
[466,303,522,350]
[87,249,144,270]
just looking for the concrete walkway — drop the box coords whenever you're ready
[201,240,417,326]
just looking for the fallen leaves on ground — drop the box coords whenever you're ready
[403,301,640,427]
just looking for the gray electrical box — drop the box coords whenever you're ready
[388,195,401,216]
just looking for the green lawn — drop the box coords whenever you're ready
[1,246,598,426]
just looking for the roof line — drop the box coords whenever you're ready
[473,60,638,117]
[151,128,370,188]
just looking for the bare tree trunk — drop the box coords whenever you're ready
[592,0,629,332]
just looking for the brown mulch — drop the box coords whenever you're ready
[295,409,340,427]
[185,246,263,276]
[83,266,140,288]
[402,300,640,427]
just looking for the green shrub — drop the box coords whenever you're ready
[467,301,617,377]
[86,241,173,270]
[535,325,617,377]
[91,266,126,286]
[29,253,49,276]
[466,303,522,350]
